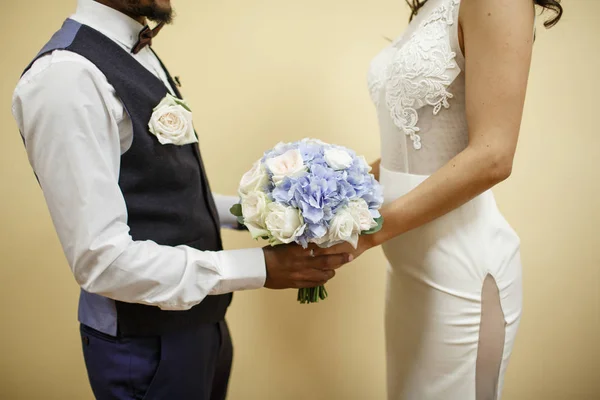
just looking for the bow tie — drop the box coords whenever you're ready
[132,22,165,54]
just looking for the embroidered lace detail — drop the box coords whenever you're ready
[370,0,461,150]
[368,47,395,108]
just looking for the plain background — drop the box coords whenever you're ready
[1,0,598,399]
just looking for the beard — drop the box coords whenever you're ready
[123,0,174,24]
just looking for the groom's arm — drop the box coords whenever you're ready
[13,56,266,310]
[14,55,348,308]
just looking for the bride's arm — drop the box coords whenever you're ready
[370,159,381,181]
[317,0,535,256]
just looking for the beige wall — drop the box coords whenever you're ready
[1,0,598,399]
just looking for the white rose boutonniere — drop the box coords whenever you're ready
[148,93,198,145]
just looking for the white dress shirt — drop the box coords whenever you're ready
[12,0,266,311]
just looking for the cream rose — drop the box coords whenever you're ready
[265,149,308,185]
[264,203,306,244]
[148,94,197,145]
[324,148,353,170]
[241,191,270,236]
[328,208,360,248]
[348,199,378,232]
[238,161,269,197]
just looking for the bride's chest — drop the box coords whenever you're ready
[367,0,463,149]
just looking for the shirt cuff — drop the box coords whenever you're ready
[213,194,240,229]
[210,248,266,295]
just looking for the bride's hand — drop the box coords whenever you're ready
[309,234,377,261]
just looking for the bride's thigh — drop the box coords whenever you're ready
[385,267,479,394]
[476,274,506,400]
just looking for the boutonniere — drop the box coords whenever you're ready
[148,93,197,145]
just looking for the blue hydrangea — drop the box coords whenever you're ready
[262,139,383,247]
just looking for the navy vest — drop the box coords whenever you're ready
[24,19,232,336]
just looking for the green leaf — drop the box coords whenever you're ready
[363,216,384,235]
[230,203,243,217]
[174,97,192,112]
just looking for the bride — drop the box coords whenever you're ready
[314,0,562,398]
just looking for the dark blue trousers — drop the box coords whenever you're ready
[80,321,233,400]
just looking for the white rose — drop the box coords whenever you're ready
[239,161,269,197]
[310,231,332,247]
[245,221,270,240]
[348,199,378,232]
[272,142,289,153]
[148,94,197,146]
[324,148,353,170]
[328,208,360,248]
[242,191,269,223]
[301,138,326,146]
[264,203,306,244]
[265,149,308,185]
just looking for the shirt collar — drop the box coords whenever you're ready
[71,0,145,51]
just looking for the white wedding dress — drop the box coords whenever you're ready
[367,0,523,398]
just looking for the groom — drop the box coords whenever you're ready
[11,0,351,398]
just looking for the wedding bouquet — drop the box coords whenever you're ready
[230,138,384,303]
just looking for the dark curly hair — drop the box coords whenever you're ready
[405,0,563,28]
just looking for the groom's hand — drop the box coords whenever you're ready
[263,245,353,289]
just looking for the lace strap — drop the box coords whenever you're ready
[448,0,465,72]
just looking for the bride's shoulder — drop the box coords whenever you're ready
[457,0,535,33]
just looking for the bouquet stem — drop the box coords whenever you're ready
[297,285,328,304]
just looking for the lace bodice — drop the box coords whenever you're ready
[368,0,467,174]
